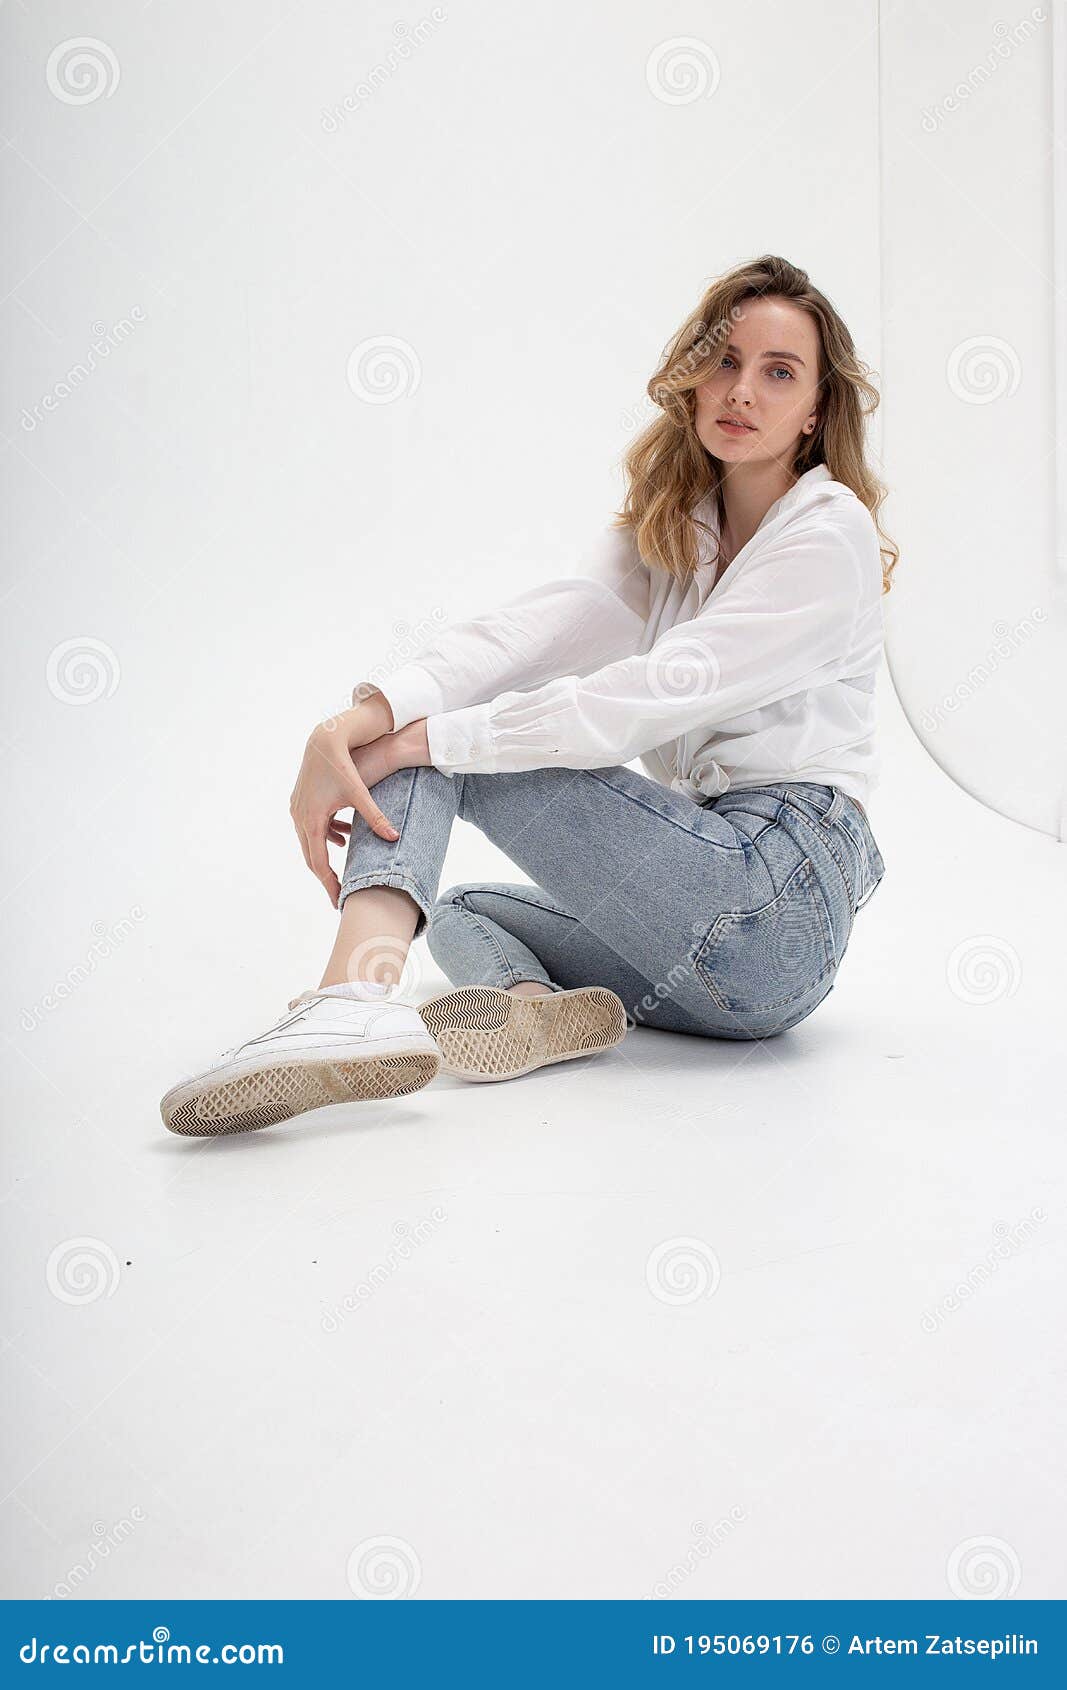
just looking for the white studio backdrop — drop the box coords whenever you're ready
[879,0,1066,840]
[1,0,1060,1097]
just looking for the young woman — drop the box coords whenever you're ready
[161,254,895,1136]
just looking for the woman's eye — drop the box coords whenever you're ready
[721,356,793,378]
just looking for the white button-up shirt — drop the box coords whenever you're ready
[361,463,886,809]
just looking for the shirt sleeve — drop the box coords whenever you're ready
[424,506,878,775]
[353,520,650,731]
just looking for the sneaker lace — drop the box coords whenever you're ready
[213,990,325,1063]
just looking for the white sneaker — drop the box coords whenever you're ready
[160,989,441,1136]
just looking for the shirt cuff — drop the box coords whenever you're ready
[425,702,498,774]
[356,664,446,733]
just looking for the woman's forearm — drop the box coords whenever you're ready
[344,691,429,765]
[343,688,395,739]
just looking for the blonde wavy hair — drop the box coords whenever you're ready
[615,254,898,594]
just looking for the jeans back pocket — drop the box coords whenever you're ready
[693,856,837,1018]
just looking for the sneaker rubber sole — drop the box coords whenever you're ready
[418,985,627,1082]
[162,1048,441,1137]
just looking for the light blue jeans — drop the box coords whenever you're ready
[338,763,887,1040]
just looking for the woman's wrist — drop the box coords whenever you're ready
[395,717,431,767]
[332,691,394,746]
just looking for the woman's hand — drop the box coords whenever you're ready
[289,695,402,909]
[323,718,433,854]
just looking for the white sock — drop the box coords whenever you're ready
[316,980,395,1001]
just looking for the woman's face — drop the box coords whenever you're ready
[692,296,822,467]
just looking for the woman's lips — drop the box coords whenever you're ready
[716,417,756,434]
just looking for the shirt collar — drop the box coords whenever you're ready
[758,462,834,528]
[697,461,836,533]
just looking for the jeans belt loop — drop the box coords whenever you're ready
[820,788,846,825]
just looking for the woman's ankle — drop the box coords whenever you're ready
[506,980,553,997]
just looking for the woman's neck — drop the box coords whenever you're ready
[719,460,798,564]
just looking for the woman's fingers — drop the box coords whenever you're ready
[305,822,341,908]
[292,815,313,875]
[345,773,400,841]
[318,734,398,840]
[289,726,399,905]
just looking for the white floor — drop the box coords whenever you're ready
[3,703,1065,1602]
